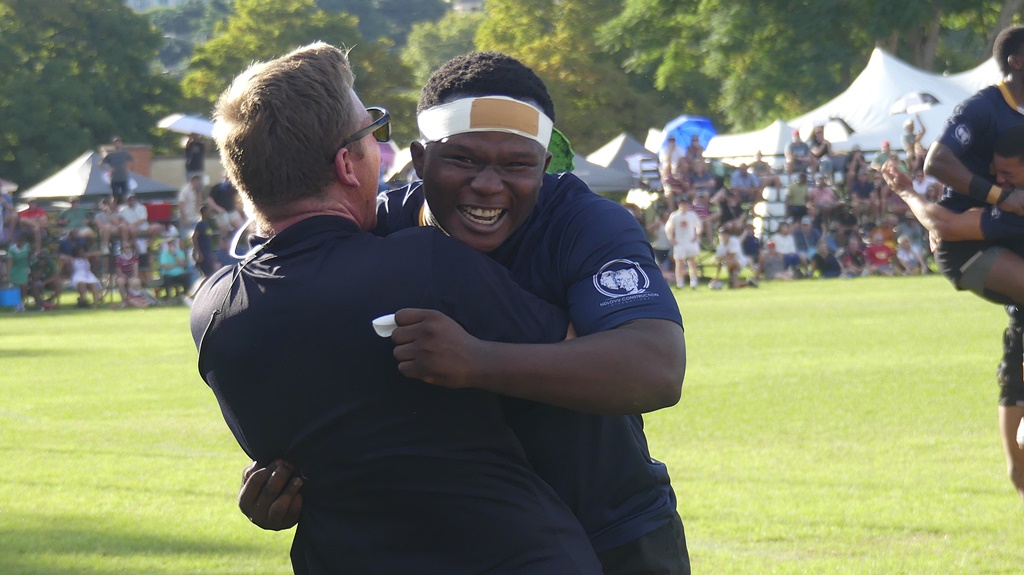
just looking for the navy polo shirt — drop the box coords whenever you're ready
[191,215,601,574]
[378,173,684,552]
[937,84,1024,213]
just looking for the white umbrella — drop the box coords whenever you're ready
[157,114,215,138]
[889,92,940,115]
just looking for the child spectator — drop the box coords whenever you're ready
[838,236,866,278]
[5,232,31,311]
[895,235,929,275]
[665,200,702,290]
[758,241,795,281]
[70,245,102,307]
[863,232,895,276]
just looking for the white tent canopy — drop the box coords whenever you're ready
[703,49,1003,162]
[586,133,656,175]
[19,151,176,202]
[572,154,635,194]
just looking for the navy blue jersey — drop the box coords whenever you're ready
[191,215,600,574]
[378,173,684,551]
[937,84,1024,213]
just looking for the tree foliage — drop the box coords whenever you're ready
[0,0,178,186]
[403,11,484,88]
[180,0,418,143]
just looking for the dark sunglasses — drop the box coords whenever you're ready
[329,107,391,163]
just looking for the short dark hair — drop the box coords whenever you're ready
[994,25,1024,75]
[994,124,1024,162]
[418,52,555,121]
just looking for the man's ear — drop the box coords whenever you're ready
[331,147,361,188]
[1010,53,1024,73]
[410,141,426,179]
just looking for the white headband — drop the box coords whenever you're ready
[417,96,553,149]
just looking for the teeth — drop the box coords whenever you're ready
[460,206,504,224]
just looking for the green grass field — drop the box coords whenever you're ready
[1,275,1020,574]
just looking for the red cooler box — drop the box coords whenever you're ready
[146,202,175,223]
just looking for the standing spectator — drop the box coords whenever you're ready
[114,242,141,307]
[158,237,190,302]
[100,136,135,205]
[0,188,15,244]
[838,236,866,277]
[785,130,816,175]
[18,199,49,252]
[646,210,673,274]
[784,172,810,222]
[665,200,702,290]
[863,231,895,276]
[809,239,843,278]
[5,232,31,311]
[184,133,206,182]
[208,174,244,234]
[691,191,716,246]
[191,204,220,287]
[178,174,204,237]
[895,234,929,275]
[808,125,834,180]
[901,115,926,156]
[730,164,761,204]
[69,245,102,307]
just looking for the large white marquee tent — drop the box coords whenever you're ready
[703,49,1003,166]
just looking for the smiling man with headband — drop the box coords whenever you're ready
[242,51,691,575]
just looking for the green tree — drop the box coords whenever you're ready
[477,0,675,152]
[403,11,484,87]
[316,0,448,46]
[181,0,417,143]
[0,0,179,187]
[149,0,233,74]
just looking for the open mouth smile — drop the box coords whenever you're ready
[458,206,507,226]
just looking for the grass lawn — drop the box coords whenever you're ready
[1,275,1020,573]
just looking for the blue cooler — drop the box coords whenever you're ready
[0,287,20,307]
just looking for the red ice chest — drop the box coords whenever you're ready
[146,202,174,223]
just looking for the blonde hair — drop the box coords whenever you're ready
[214,42,361,215]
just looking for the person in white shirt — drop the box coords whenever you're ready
[665,201,702,289]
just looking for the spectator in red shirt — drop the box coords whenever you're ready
[863,231,895,276]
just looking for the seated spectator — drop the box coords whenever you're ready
[118,194,155,244]
[18,199,49,252]
[869,140,893,172]
[28,251,61,310]
[828,203,860,249]
[92,198,122,255]
[807,125,834,180]
[863,231,895,276]
[751,150,781,187]
[771,220,805,275]
[69,245,102,307]
[785,130,817,175]
[57,198,95,244]
[757,241,795,281]
[689,160,716,197]
[910,168,940,201]
[807,175,838,227]
[894,213,929,257]
[895,235,929,275]
[158,237,190,301]
[838,236,866,278]
[809,239,843,278]
[56,228,93,277]
[847,169,880,225]
[710,186,746,233]
[685,134,705,165]
[740,223,761,273]
[730,164,761,204]
[793,216,822,264]
[712,226,750,288]
[844,146,870,185]
[784,172,810,222]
